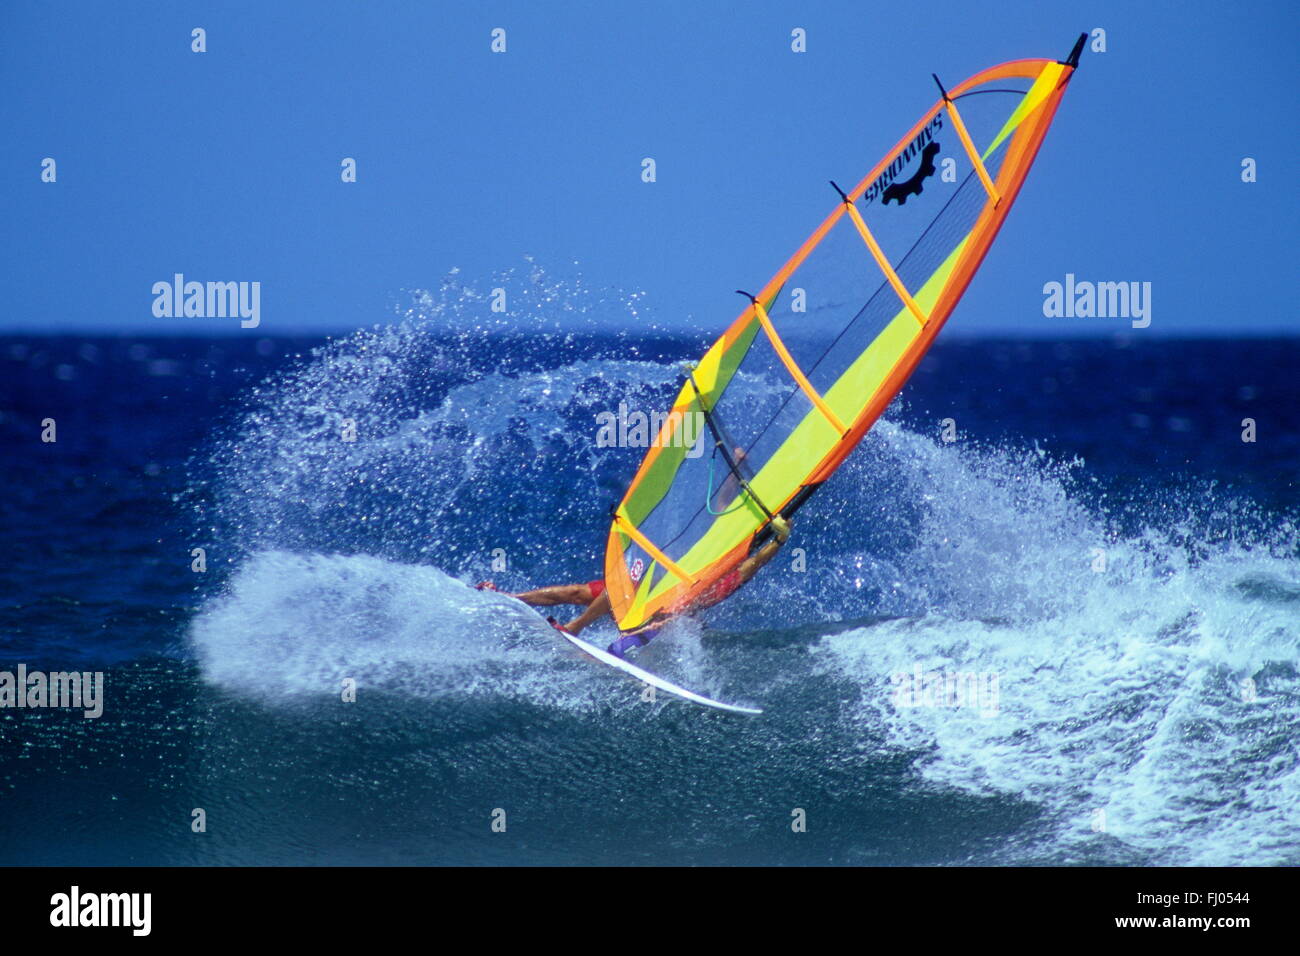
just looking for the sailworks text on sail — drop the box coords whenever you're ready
[604,51,1081,632]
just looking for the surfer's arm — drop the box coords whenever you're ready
[736,517,790,585]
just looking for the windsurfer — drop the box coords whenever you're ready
[476,515,791,640]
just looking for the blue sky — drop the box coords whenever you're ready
[2,0,1296,336]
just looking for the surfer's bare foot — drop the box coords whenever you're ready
[475,581,498,591]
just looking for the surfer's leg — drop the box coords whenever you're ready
[511,584,593,607]
[562,590,611,635]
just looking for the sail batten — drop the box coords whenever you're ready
[749,297,849,435]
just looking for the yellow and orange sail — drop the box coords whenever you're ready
[605,39,1086,632]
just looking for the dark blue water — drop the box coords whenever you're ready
[1,327,1296,865]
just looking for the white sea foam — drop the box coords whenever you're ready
[189,549,604,710]
[814,423,1300,866]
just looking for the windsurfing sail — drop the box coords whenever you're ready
[604,36,1087,633]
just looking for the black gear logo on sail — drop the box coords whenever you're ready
[861,113,943,207]
[882,141,940,206]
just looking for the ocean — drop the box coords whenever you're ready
[1,322,1297,866]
